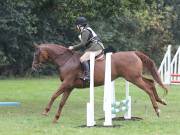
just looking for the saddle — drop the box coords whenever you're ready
[81,46,116,87]
[95,51,105,61]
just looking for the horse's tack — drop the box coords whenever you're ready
[95,53,105,61]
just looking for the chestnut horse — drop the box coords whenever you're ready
[32,44,168,123]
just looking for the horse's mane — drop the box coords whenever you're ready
[39,44,67,53]
[39,43,82,56]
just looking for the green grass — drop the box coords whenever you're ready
[0,77,180,135]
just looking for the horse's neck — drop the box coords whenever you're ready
[54,52,82,81]
[48,48,80,68]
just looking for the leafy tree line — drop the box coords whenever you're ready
[0,0,179,76]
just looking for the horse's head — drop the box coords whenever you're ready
[32,44,75,71]
[32,44,49,71]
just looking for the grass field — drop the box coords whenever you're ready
[0,77,180,135]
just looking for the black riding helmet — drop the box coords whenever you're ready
[75,16,88,26]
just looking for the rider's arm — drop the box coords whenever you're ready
[73,30,90,50]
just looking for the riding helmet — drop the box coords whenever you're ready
[75,16,88,26]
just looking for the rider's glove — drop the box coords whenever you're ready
[68,46,74,50]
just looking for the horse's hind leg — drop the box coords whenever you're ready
[142,77,167,105]
[132,77,160,117]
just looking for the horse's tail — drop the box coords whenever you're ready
[135,51,168,95]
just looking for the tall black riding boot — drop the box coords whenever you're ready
[81,61,90,81]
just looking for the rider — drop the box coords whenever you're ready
[69,16,104,81]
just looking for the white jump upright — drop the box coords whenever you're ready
[111,81,116,119]
[124,81,131,119]
[110,80,131,120]
[170,47,180,84]
[158,45,171,84]
[86,52,96,127]
[87,52,132,127]
[103,53,113,126]
[159,45,180,84]
[103,53,131,126]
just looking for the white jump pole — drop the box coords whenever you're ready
[103,81,116,118]
[111,81,116,119]
[103,53,113,126]
[124,81,131,119]
[86,52,96,127]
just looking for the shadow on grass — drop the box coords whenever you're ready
[77,124,121,128]
[98,116,143,121]
[77,116,143,128]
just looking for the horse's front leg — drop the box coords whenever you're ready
[53,89,72,123]
[42,84,65,116]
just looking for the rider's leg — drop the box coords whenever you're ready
[81,61,90,80]
[80,52,91,81]
[80,50,103,80]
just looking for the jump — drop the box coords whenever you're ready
[32,44,168,123]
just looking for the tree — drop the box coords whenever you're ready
[0,0,178,75]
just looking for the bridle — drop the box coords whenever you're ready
[32,47,75,70]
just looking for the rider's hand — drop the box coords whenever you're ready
[68,46,74,50]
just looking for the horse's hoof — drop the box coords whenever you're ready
[52,119,58,124]
[156,109,161,117]
[42,111,49,116]
[162,99,167,105]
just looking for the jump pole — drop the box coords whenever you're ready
[124,81,131,119]
[86,52,96,127]
[0,102,20,106]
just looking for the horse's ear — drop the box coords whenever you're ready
[33,43,39,49]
